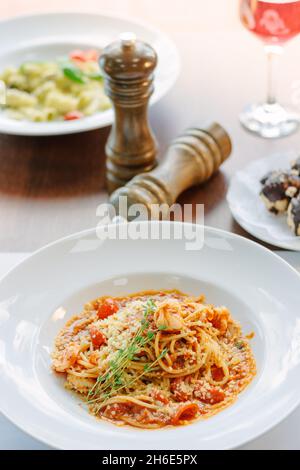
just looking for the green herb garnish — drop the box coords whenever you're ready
[87,72,103,81]
[87,299,168,409]
[60,59,103,84]
[61,64,85,84]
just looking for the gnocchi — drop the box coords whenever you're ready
[0,49,111,122]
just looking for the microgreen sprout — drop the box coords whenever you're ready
[87,298,167,408]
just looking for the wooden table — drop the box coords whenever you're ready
[1,0,300,252]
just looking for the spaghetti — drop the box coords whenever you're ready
[52,290,256,428]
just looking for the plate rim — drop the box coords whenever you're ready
[229,208,300,251]
[1,221,300,450]
[0,11,180,136]
[227,153,300,251]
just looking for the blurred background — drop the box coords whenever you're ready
[0,1,238,32]
[1,0,300,251]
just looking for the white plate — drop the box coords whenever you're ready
[1,222,300,449]
[0,12,180,136]
[227,152,300,251]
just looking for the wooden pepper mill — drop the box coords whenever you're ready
[99,32,158,194]
[109,122,232,217]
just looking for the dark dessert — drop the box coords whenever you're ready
[287,194,300,236]
[259,157,300,236]
[291,156,300,175]
[260,172,300,214]
[260,170,280,185]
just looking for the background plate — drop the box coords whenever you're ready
[227,152,300,251]
[0,12,180,136]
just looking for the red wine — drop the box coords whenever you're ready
[240,0,300,44]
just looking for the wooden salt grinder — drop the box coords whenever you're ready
[99,32,158,194]
[109,122,232,216]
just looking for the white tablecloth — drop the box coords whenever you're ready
[1,251,300,450]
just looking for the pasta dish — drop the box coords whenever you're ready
[0,49,110,122]
[52,290,256,428]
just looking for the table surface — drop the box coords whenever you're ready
[1,0,300,252]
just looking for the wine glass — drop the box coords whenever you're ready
[239,0,300,138]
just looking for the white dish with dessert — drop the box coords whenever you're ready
[227,152,300,251]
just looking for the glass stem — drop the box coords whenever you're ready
[265,45,282,106]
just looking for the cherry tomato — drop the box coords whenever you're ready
[171,403,199,425]
[83,49,99,61]
[193,380,225,404]
[89,326,106,348]
[211,366,225,382]
[207,388,225,404]
[170,377,192,402]
[104,402,131,419]
[69,49,87,62]
[97,298,119,319]
[64,111,84,121]
[69,49,99,62]
[150,389,169,404]
[197,387,225,404]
